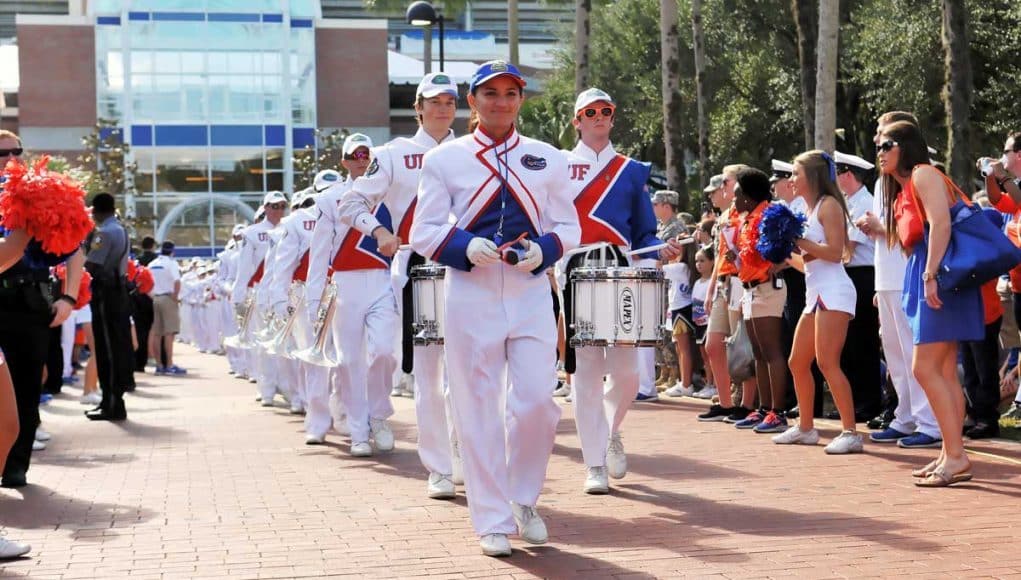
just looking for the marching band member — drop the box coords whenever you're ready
[218,225,247,375]
[305,139,374,452]
[410,60,580,557]
[561,88,683,495]
[337,73,460,496]
[254,203,294,408]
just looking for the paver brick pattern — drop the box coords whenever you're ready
[2,344,1020,579]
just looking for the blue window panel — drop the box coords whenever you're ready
[211,125,262,146]
[99,127,123,142]
[97,16,121,25]
[152,12,205,22]
[262,13,284,23]
[155,125,208,146]
[131,125,153,146]
[127,11,150,21]
[209,13,260,22]
[293,128,315,149]
[265,125,286,147]
[290,18,313,28]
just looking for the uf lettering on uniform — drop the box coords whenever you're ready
[570,164,590,181]
[303,220,316,231]
[258,233,268,242]
[404,154,424,170]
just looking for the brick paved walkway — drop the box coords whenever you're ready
[2,344,1020,579]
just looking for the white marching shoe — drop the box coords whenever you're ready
[369,418,394,451]
[511,502,548,545]
[451,440,464,485]
[426,472,455,499]
[479,533,512,557]
[34,429,51,442]
[0,536,31,559]
[350,441,373,457]
[80,391,102,405]
[32,440,46,451]
[584,466,609,495]
[289,401,305,415]
[552,382,571,397]
[392,373,414,397]
[606,432,627,479]
[304,433,325,445]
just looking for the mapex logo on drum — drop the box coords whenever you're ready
[617,287,634,333]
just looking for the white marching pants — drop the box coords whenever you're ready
[877,290,941,438]
[444,265,561,537]
[331,270,398,443]
[257,344,279,401]
[304,363,332,437]
[414,344,457,475]
[572,346,639,467]
[223,302,246,373]
[638,347,656,396]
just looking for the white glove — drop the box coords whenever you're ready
[467,237,501,267]
[514,239,543,272]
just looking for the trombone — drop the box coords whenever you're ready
[294,281,339,367]
[223,291,257,349]
[263,281,306,359]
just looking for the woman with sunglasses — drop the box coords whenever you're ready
[560,87,684,496]
[410,60,579,557]
[773,151,861,454]
[876,122,983,486]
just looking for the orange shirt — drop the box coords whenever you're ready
[991,195,1021,293]
[981,279,1003,325]
[714,206,740,277]
[736,202,772,284]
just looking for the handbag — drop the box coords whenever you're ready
[913,171,1021,291]
[725,322,756,383]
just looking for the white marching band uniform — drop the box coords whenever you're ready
[217,236,246,376]
[231,216,276,386]
[410,125,580,538]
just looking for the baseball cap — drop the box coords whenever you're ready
[703,174,725,193]
[291,187,312,208]
[231,224,246,236]
[263,190,288,206]
[417,72,459,99]
[313,169,342,193]
[469,60,526,93]
[574,88,614,116]
[342,133,373,157]
[160,241,175,255]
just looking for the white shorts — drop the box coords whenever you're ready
[74,305,93,325]
[804,283,856,317]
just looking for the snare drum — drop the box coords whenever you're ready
[410,264,446,346]
[569,267,665,347]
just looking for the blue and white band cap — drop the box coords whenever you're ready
[469,60,526,93]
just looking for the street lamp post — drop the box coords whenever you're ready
[406,1,445,73]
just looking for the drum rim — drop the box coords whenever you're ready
[570,267,663,280]
[411,265,447,277]
[569,338,661,347]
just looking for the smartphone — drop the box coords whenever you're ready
[773,277,784,290]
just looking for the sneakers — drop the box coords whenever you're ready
[260,397,275,408]
[511,502,548,544]
[583,466,609,494]
[392,373,414,398]
[0,536,31,559]
[693,385,718,400]
[824,430,865,454]
[897,432,942,449]
[735,409,766,430]
[634,392,659,402]
[289,402,305,415]
[166,365,187,375]
[869,427,911,443]
[304,433,325,445]
[1001,402,1021,421]
[427,472,456,499]
[606,432,627,479]
[552,382,571,398]
[39,393,52,405]
[34,429,51,442]
[154,367,168,375]
[369,418,395,451]
[752,410,788,433]
[480,533,512,557]
[723,406,752,424]
[664,383,696,398]
[80,392,102,405]
[772,425,821,445]
[565,390,574,403]
[697,404,733,422]
[350,441,373,457]
[32,439,46,451]
[451,440,464,485]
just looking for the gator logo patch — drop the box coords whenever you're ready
[366,158,380,176]
[490,61,508,72]
[432,74,451,85]
[521,154,547,171]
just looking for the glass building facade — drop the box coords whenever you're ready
[90,0,320,253]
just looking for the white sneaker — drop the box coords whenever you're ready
[369,418,394,451]
[824,430,865,455]
[606,432,627,479]
[772,425,821,445]
[248,377,258,384]
[35,429,51,442]
[350,441,373,457]
[511,502,548,544]
[289,402,305,415]
[552,383,571,397]
[333,416,351,437]
[584,466,609,494]
[304,434,325,445]
[694,385,718,399]
[479,533,512,557]
[0,536,31,559]
[565,391,573,403]
[80,392,102,405]
[451,440,464,485]
[32,439,46,451]
[260,398,275,408]
[398,373,415,397]
[664,382,696,398]
[426,472,456,499]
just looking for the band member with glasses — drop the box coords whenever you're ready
[411,60,579,557]
[561,87,683,495]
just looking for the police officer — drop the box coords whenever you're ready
[84,194,132,421]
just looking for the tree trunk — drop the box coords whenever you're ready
[508,0,519,64]
[691,0,709,188]
[813,0,838,152]
[661,0,685,206]
[941,0,973,192]
[574,0,591,95]
[792,0,817,150]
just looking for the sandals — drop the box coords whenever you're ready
[914,464,973,488]
[911,458,941,478]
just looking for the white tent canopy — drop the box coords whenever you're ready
[388,50,477,85]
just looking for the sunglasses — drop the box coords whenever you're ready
[267,202,287,210]
[345,149,370,160]
[579,107,614,119]
[876,139,899,153]
[0,148,23,157]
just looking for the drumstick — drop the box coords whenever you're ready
[562,242,611,260]
[398,244,413,252]
[623,237,695,258]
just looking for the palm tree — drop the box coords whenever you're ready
[941,0,973,192]
[509,0,519,64]
[575,0,591,94]
[661,0,685,203]
[792,0,817,150]
[814,0,838,152]
[691,0,708,188]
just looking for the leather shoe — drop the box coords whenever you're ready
[1,472,27,488]
[85,408,126,421]
[965,422,1000,440]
